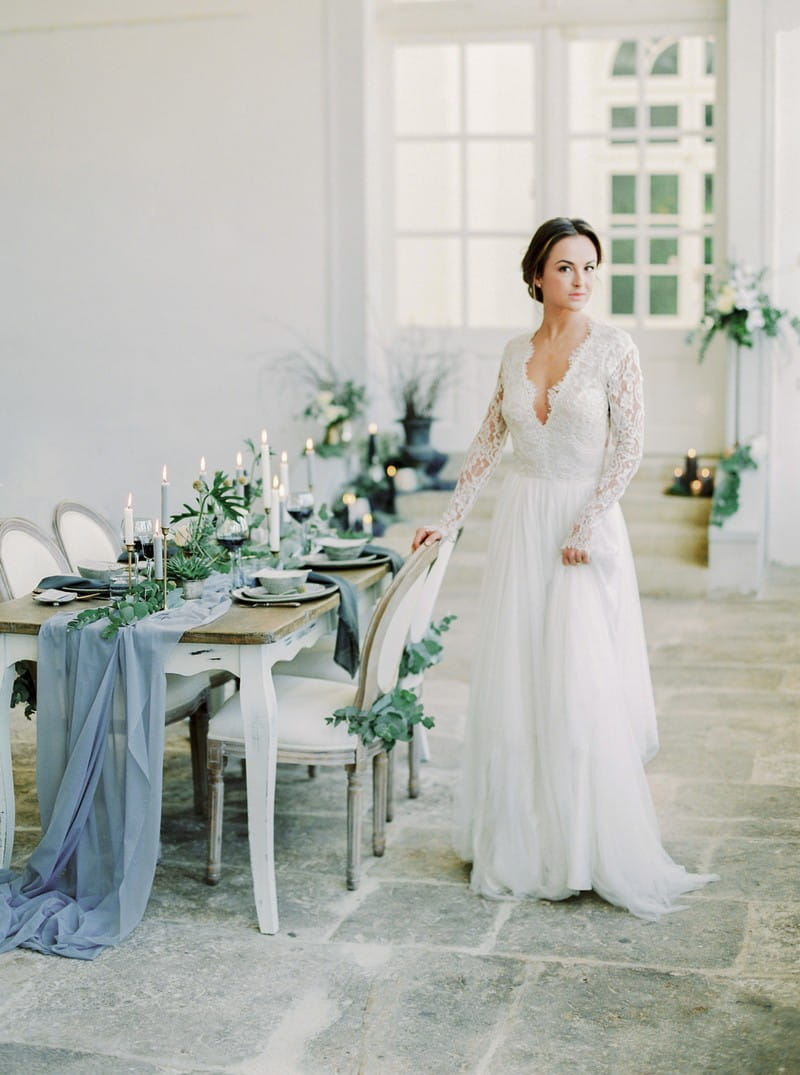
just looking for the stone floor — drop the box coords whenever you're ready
[1,471,798,1074]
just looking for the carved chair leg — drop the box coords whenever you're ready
[385,748,395,822]
[346,762,364,890]
[189,698,210,817]
[372,751,388,857]
[206,741,226,886]
[408,726,421,799]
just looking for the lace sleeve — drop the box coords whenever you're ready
[564,340,644,553]
[437,370,508,539]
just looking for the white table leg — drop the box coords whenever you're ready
[239,645,279,934]
[0,649,17,869]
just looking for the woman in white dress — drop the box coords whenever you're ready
[413,217,717,920]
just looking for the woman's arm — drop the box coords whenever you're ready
[562,340,644,557]
[412,371,508,550]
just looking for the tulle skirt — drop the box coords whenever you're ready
[453,470,717,920]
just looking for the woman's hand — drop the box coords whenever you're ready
[412,527,443,552]
[561,546,590,566]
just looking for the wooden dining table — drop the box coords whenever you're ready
[0,562,389,935]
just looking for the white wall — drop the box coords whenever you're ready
[0,0,334,532]
[768,14,800,565]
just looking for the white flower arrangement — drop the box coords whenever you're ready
[693,262,800,362]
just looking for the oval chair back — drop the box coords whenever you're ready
[352,541,440,713]
[0,517,71,601]
[52,500,120,572]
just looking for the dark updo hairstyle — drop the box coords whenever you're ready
[521,217,603,303]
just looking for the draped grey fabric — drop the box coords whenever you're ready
[0,585,230,960]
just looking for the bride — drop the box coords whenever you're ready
[413,217,717,920]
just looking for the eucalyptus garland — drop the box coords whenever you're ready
[67,579,180,639]
[710,444,758,527]
[399,614,456,678]
[327,687,433,752]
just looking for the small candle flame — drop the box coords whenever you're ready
[305,438,314,452]
[236,451,243,467]
[127,492,133,508]
[162,465,168,482]
[261,429,268,445]
[368,423,378,435]
[281,450,288,463]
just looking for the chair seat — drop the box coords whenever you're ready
[165,673,210,719]
[208,674,358,753]
[271,639,354,684]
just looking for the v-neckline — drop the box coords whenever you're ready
[523,321,593,428]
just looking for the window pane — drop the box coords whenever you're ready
[467,142,535,231]
[611,275,635,314]
[704,173,714,214]
[650,105,678,127]
[612,174,636,214]
[649,104,678,144]
[612,41,637,76]
[651,42,679,76]
[611,106,636,144]
[396,238,461,325]
[704,236,713,265]
[704,103,714,143]
[612,238,636,264]
[611,106,637,128]
[649,238,678,264]
[466,44,534,134]
[395,46,459,135]
[467,238,532,328]
[649,275,678,315]
[395,143,460,230]
[705,39,715,75]
[650,174,678,214]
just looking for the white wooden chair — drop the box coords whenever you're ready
[206,542,441,892]
[52,500,121,571]
[0,517,72,867]
[0,514,214,818]
[271,539,455,808]
[394,537,455,801]
[0,517,71,602]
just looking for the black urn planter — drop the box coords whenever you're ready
[392,414,454,491]
[401,416,435,453]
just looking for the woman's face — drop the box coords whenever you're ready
[535,234,597,312]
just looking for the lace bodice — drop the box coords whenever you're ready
[438,321,644,552]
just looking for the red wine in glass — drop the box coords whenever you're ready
[217,534,247,552]
[287,505,313,524]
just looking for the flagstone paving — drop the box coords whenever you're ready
[1,467,798,1074]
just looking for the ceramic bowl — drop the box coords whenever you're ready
[318,537,368,561]
[77,560,119,581]
[254,568,309,594]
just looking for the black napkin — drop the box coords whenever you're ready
[307,571,359,678]
[362,543,404,575]
[37,575,109,595]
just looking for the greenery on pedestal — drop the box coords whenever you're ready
[710,444,758,527]
[691,262,800,362]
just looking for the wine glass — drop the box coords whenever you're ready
[133,518,155,578]
[216,516,249,590]
[287,491,315,554]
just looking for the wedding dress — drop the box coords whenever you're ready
[439,320,717,920]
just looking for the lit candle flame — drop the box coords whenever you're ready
[281,450,288,463]
[236,451,243,467]
[305,438,314,452]
[261,429,268,445]
[162,465,168,482]
[368,423,378,435]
